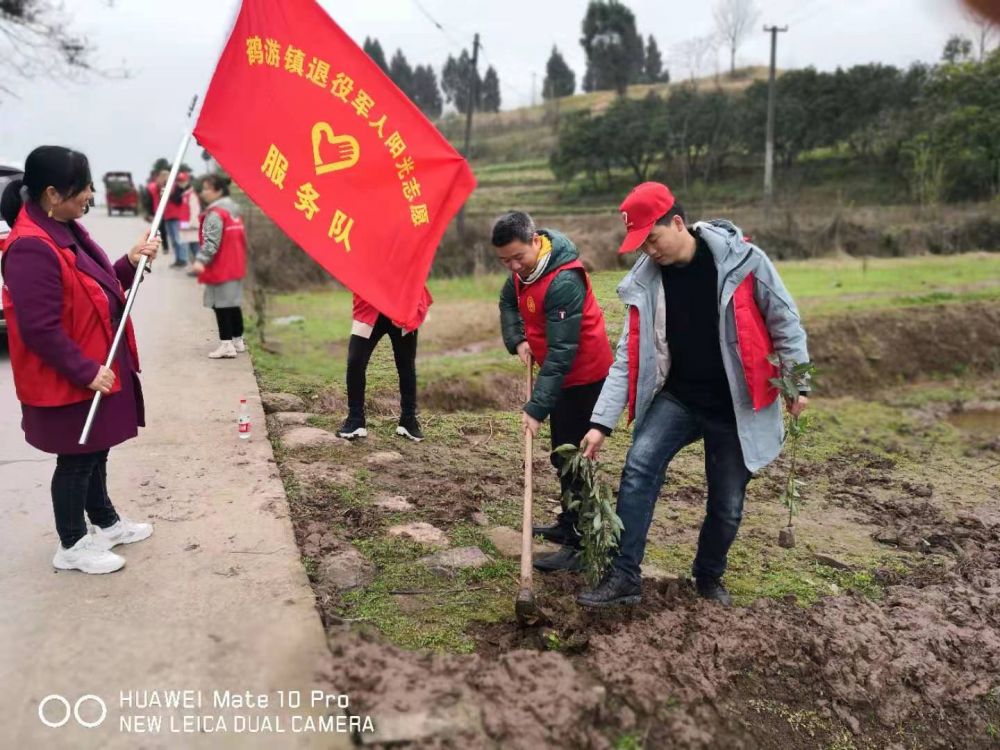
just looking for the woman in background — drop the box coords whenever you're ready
[190,174,247,359]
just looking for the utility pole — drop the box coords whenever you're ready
[763,24,788,209]
[457,32,480,238]
[531,72,537,107]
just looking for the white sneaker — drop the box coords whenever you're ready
[93,517,153,549]
[208,340,238,359]
[233,337,247,353]
[53,535,125,574]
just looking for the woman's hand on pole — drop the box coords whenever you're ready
[128,234,161,267]
[87,365,116,395]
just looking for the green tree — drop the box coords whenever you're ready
[543,46,576,99]
[480,65,501,112]
[643,34,667,83]
[441,49,480,113]
[550,110,616,189]
[919,50,1000,198]
[411,64,443,118]
[389,49,414,97]
[942,34,974,63]
[580,0,644,95]
[610,93,667,181]
[363,37,389,74]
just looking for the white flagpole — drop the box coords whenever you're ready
[78,95,199,445]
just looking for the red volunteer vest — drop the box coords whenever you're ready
[514,260,613,387]
[163,187,191,222]
[1,207,140,407]
[198,206,247,285]
[146,182,160,212]
[624,273,779,423]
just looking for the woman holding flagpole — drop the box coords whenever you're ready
[0,146,158,574]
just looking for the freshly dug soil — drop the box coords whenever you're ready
[294,409,1000,748]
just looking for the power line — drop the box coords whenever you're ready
[408,0,534,106]
[410,0,466,49]
[787,0,829,28]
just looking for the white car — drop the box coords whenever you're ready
[0,164,25,346]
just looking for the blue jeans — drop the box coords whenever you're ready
[613,390,752,583]
[164,220,186,263]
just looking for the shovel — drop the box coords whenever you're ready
[515,355,547,626]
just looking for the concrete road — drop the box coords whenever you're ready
[0,214,349,749]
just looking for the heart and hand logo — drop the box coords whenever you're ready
[311,122,360,175]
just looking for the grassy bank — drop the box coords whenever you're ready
[251,253,1000,399]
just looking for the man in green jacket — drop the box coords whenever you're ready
[494,211,613,572]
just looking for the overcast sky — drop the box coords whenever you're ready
[0,0,983,192]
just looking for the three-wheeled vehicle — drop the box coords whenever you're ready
[103,171,140,215]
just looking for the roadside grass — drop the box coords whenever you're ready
[341,534,517,653]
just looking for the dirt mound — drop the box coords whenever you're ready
[420,373,522,413]
[317,524,1000,749]
[810,301,1000,396]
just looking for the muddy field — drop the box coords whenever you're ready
[253,288,1000,749]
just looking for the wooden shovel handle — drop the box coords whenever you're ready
[519,356,534,591]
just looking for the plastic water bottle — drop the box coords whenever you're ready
[238,398,251,440]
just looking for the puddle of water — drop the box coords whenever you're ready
[948,409,1000,436]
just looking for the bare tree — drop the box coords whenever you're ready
[963,5,998,60]
[0,0,118,99]
[713,0,761,76]
[674,35,719,87]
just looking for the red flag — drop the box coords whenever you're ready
[194,0,476,324]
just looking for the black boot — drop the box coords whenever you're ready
[338,414,367,439]
[533,545,583,572]
[576,567,642,608]
[532,518,580,547]
[695,576,732,607]
[396,414,424,442]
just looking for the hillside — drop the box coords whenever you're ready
[437,68,771,213]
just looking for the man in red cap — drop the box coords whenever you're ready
[577,182,811,608]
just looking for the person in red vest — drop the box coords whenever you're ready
[577,183,811,608]
[0,146,159,574]
[164,171,193,268]
[190,174,247,359]
[338,288,432,442]
[143,168,170,256]
[493,211,613,573]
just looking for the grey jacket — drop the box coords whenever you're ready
[195,196,241,265]
[590,220,810,472]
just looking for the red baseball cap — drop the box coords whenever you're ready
[617,182,676,254]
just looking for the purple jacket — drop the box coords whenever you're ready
[2,202,145,454]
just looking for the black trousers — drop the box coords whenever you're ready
[548,378,605,534]
[213,306,244,340]
[346,315,417,418]
[158,223,169,253]
[52,450,120,548]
